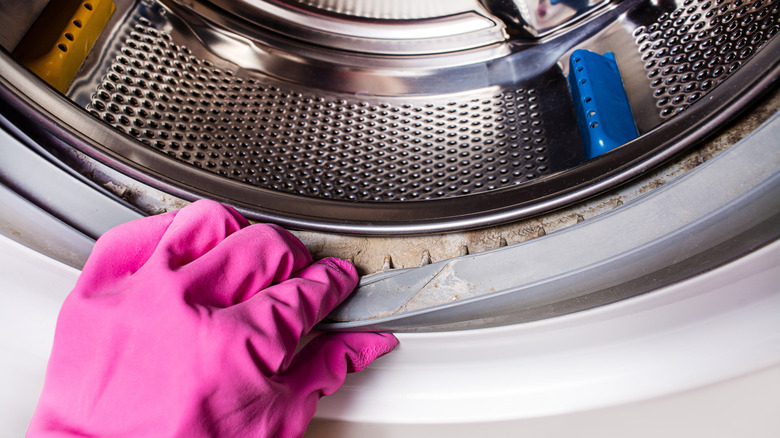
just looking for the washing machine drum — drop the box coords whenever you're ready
[0,0,779,330]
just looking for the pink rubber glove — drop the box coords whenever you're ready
[28,200,397,437]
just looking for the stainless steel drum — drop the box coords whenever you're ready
[1,0,778,328]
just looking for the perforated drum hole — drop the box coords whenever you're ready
[635,0,778,118]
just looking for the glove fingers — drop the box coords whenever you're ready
[77,209,179,291]
[146,200,249,269]
[231,258,359,375]
[180,223,312,307]
[283,332,398,398]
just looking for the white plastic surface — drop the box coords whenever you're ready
[0,235,78,437]
[306,365,780,437]
[1,233,779,437]
[314,240,780,425]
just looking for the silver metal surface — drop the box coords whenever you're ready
[480,0,611,37]
[2,0,778,235]
[293,0,480,19]
[82,12,578,200]
[0,0,48,51]
[197,0,614,51]
[635,0,780,119]
[189,0,507,55]
[0,0,777,330]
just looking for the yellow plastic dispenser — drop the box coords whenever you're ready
[12,0,115,93]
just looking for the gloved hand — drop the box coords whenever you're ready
[28,200,397,437]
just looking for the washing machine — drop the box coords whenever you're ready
[1,0,779,436]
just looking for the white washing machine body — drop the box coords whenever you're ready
[1,0,779,434]
[1,115,779,437]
